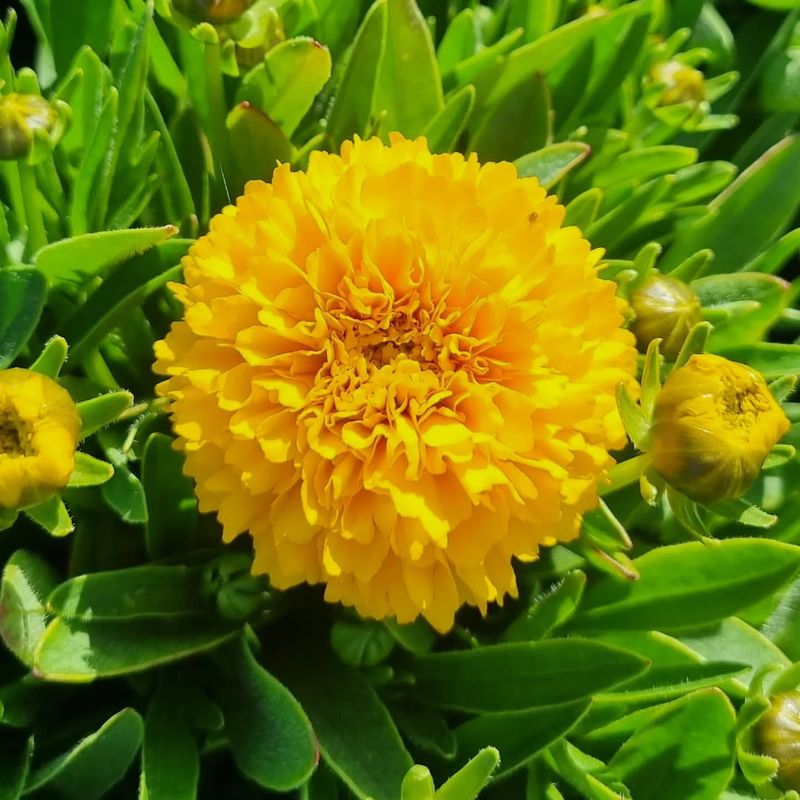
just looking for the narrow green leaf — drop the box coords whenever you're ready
[435,748,500,800]
[101,462,148,525]
[503,571,586,642]
[214,638,317,791]
[674,321,712,367]
[422,84,475,153]
[608,689,736,800]
[326,0,387,146]
[237,37,332,137]
[28,336,68,378]
[0,729,32,800]
[0,268,46,369]
[564,188,603,229]
[25,709,143,799]
[411,640,649,712]
[594,146,698,188]
[455,701,590,779]
[33,615,240,682]
[401,766,435,800]
[48,0,114,76]
[710,499,777,528]
[514,143,590,188]
[571,538,800,632]
[67,453,114,488]
[76,392,133,439]
[24,495,73,537]
[375,0,443,137]
[0,550,57,667]
[616,382,649,450]
[47,565,208,621]
[35,225,178,286]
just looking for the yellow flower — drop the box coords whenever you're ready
[155,135,636,632]
[651,354,789,504]
[0,369,80,509]
[630,274,702,360]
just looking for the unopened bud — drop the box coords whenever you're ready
[651,61,707,106]
[630,274,702,361]
[651,354,789,504]
[0,94,58,161]
[756,692,800,790]
[171,0,255,24]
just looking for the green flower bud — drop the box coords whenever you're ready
[650,354,790,504]
[630,274,702,361]
[650,60,707,106]
[0,93,58,161]
[757,692,800,790]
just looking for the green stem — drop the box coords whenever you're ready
[599,454,650,497]
[203,42,234,205]
[18,160,48,257]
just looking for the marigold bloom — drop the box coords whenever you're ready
[155,135,636,631]
[0,369,80,509]
[651,354,789,504]
[630,274,702,360]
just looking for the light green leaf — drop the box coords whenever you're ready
[514,143,590,188]
[422,84,475,154]
[375,0,443,137]
[716,343,800,378]
[28,336,68,378]
[237,37,332,137]
[594,146,698,188]
[67,453,114,488]
[0,268,46,369]
[35,225,178,286]
[101,462,148,525]
[571,539,800,632]
[0,550,57,667]
[435,748,500,800]
[24,495,73,537]
[564,188,603,229]
[76,392,134,439]
[607,689,736,800]
[25,709,143,799]
[411,640,649,712]
[401,766,435,800]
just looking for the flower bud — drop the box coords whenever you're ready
[650,60,707,106]
[0,93,58,161]
[630,274,702,360]
[756,692,800,790]
[170,0,255,24]
[0,369,80,509]
[650,354,789,504]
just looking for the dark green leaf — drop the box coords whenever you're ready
[422,84,475,153]
[0,268,46,369]
[0,729,32,800]
[331,618,396,667]
[410,640,649,712]
[503,571,586,642]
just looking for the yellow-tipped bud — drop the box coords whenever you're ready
[630,274,702,361]
[650,354,789,504]
[0,369,80,509]
[756,692,800,790]
[171,0,255,24]
[651,60,707,106]
[0,94,58,161]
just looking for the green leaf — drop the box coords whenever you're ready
[141,675,199,800]
[35,225,178,286]
[268,637,413,800]
[0,268,46,369]
[33,615,240,682]
[716,343,800,378]
[455,701,590,779]
[710,499,777,528]
[674,321,712,367]
[594,146,698,188]
[76,392,134,439]
[25,708,143,799]
[101,462,148,525]
[564,188,603,229]
[23,495,73,537]
[389,702,456,760]
[66,453,114,488]
[48,0,114,77]
[0,550,57,667]
[503,570,586,642]
[607,689,736,800]
[0,729,32,800]
[28,335,68,378]
[745,228,800,275]
[570,539,800,632]
[226,102,293,196]
[422,84,475,154]
[60,240,189,362]
[470,72,549,162]
[142,433,200,559]
[663,137,800,275]
[47,565,209,621]
[375,0,444,138]
[436,748,500,800]
[514,143,590,189]
[410,640,649,712]
[237,37,332,137]
[616,382,650,450]
[325,0,387,146]
[667,161,738,205]
[214,637,317,791]
[401,766,435,800]
[331,618,396,667]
